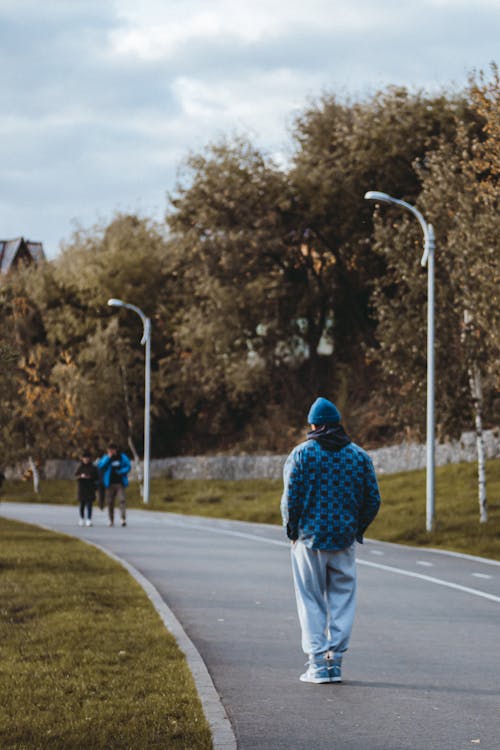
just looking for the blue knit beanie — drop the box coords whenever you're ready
[307,397,341,425]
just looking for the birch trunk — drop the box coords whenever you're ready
[127,435,143,489]
[28,456,40,494]
[463,309,488,524]
[469,363,488,523]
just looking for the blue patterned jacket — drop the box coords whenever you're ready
[281,439,381,550]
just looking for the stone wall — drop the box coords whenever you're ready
[5,428,499,481]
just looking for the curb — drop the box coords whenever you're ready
[82,538,237,750]
[1,510,238,750]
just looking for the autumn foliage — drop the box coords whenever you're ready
[1,72,498,466]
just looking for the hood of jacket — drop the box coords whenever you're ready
[307,423,351,452]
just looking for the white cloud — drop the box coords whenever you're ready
[2,0,500,256]
[108,0,394,61]
[171,68,313,131]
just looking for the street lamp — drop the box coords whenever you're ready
[364,191,435,532]
[107,298,151,505]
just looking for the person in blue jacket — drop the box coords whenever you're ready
[281,397,381,684]
[98,443,131,527]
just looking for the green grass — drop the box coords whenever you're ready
[370,459,500,560]
[2,457,500,560]
[2,477,283,524]
[0,518,212,750]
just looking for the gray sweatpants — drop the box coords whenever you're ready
[291,541,357,657]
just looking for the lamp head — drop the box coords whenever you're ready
[107,298,124,308]
[364,191,396,204]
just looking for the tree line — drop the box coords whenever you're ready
[1,69,498,473]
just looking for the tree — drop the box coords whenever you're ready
[369,71,499,522]
[0,271,83,488]
[0,341,19,470]
[289,86,471,365]
[417,74,499,524]
[3,85,493,460]
[27,213,176,456]
[164,138,321,447]
[13,347,82,490]
[164,89,474,446]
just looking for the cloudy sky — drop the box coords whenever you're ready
[1,0,499,257]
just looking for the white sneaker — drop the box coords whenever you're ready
[86,519,92,527]
[78,519,84,526]
[300,654,331,684]
[300,662,331,684]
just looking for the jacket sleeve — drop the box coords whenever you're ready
[98,455,110,470]
[280,449,305,541]
[118,454,131,475]
[356,455,381,543]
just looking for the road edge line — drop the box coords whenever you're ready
[363,537,500,567]
[158,516,500,604]
[156,512,500,566]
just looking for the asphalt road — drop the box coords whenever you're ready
[2,502,499,750]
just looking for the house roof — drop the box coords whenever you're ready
[0,237,45,274]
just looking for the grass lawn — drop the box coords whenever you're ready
[0,518,212,750]
[369,459,500,560]
[2,457,500,560]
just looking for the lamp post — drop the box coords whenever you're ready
[364,191,435,532]
[107,298,151,505]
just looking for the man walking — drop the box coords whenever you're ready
[281,397,381,684]
[98,443,131,527]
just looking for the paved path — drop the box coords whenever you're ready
[2,503,500,750]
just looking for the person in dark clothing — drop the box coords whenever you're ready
[75,451,100,527]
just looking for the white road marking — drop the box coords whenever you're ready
[370,549,384,556]
[2,506,499,607]
[158,516,500,606]
[472,573,492,580]
[416,560,434,567]
[359,560,500,604]
[366,538,500,568]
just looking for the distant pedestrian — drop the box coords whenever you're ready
[75,451,99,527]
[98,443,131,527]
[281,397,381,684]
[0,467,5,497]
